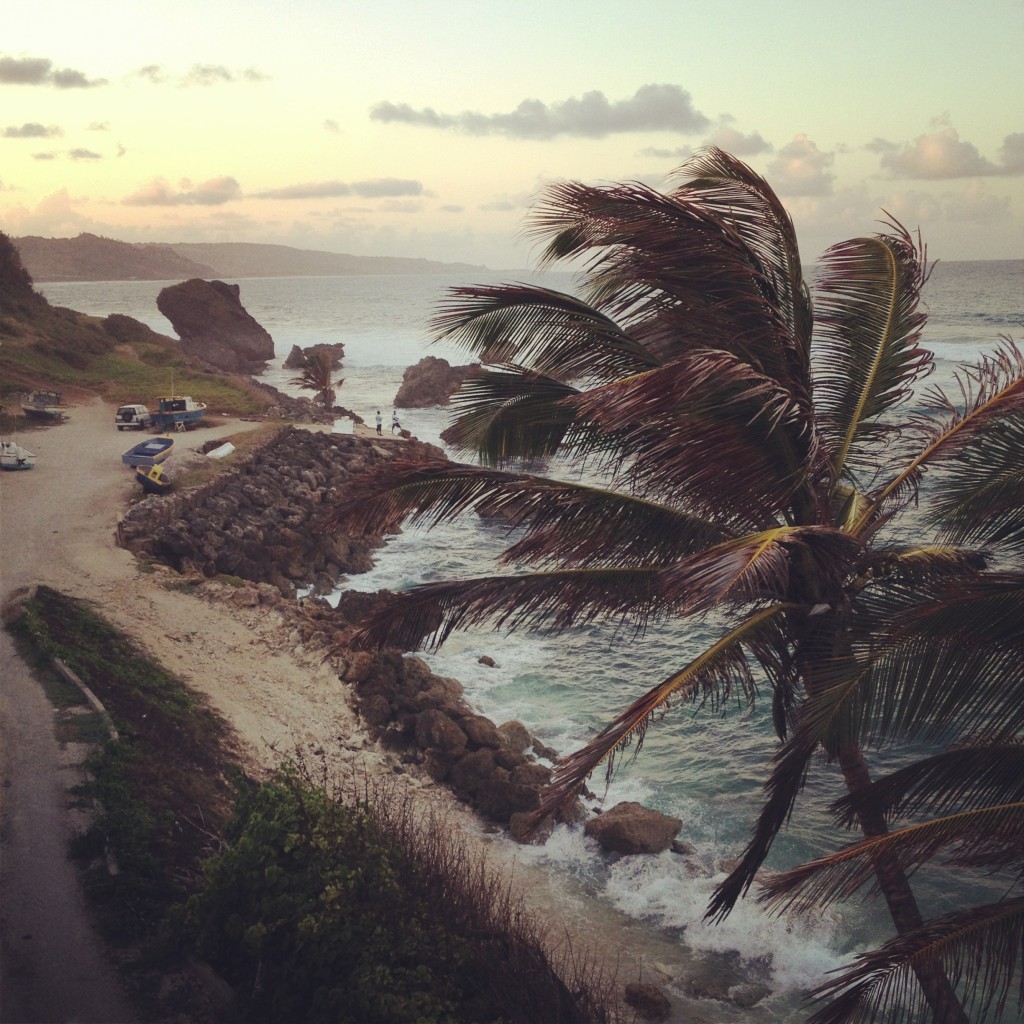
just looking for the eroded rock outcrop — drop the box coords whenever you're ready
[583,801,683,855]
[283,342,346,370]
[393,355,479,408]
[156,278,275,373]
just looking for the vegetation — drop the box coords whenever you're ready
[11,586,236,938]
[323,149,1024,1023]
[188,764,620,1024]
[0,230,271,417]
[289,346,343,408]
[13,587,623,1023]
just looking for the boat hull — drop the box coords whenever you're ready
[135,464,172,494]
[1,441,35,470]
[121,436,174,468]
[150,396,206,431]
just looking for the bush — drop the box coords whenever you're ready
[187,767,620,1024]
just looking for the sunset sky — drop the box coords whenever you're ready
[2,0,1021,269]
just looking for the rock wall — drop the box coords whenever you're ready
[118,428,442,595]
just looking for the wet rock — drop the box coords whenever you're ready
[624,981,672,1022]
[584,801,683,855]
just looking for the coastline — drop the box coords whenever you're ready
[1,398,714,1023]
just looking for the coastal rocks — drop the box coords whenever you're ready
[156,278,275,373]
[583,801,683,855]
[282,342,345,370]
[624,982,672,1022]
[393,355,479,408]
[117,428,444,594]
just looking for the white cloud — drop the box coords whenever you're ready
[0,54,106,88]
[767,134,835,196]
[370,84,711,140]
[122,176,242,206]
[3,123,62,139]
[876,127,1024,179]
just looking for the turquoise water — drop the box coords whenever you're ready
[41,260,1023,1021]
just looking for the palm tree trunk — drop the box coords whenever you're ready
[837,746,968,1024]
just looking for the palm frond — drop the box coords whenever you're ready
[430,283,659,382]
[857,339,1024,533]
[442,367,582,464]
[524,160,811,397]
[762,804,1024,914]
[569,350,818,526]
[834,743,1024,836]
[668,147,812,361]
[319,457,734,568]
[803,898,1024,1024]
[813,221,932,483]
[528,606,789,825]
[929,407,1024,552]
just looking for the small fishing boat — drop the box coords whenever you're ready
[20,389,66,419]
[0,440,36,470]
[121,435,174,468]
[135,463,172,494]
[150,395,206,431]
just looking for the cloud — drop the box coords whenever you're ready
[68,148,102,161]
[767,134,835,196]
[253,178,423,200]
[440,204,464,213]
[132,63,269,87]
[877,127,1023,178]
[480,199,519,212]
[704,126,772,157]
[0,55,106,88]
[999,133,1024,173]
[32,152,58,161]
[88,121,111,132]
[370,84,710,140]
[323,119,340,134]
[122,176,242,206]
[3,123,62,139]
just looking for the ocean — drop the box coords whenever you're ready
[40,258,1023,1022]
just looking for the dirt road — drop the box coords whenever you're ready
[0,401,258,1023]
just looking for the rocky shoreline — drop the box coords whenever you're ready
[117,427,687,858]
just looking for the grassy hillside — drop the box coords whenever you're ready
[0,233,276,423]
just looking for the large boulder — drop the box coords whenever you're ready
[583,801,683,855]
[393,355,478,408]
[283,342,346,370]
[156,278,275,373]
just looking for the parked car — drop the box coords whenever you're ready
[115,404,154,430]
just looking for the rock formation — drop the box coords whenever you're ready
[393,355,479,408]
[282,342,346,371]
[156,278,275,374]
[583,801,683,855]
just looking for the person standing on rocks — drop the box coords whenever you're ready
[391,410,402,435]
[375,410,382,435]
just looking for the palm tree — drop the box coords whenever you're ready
[289,347,342,409]
[321,149,1024,1022]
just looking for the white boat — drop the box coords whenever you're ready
[1,440,36,471]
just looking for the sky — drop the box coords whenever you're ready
[2,0,1021,269]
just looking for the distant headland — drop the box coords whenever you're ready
[12,232,488,283]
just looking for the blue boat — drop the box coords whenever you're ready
[150,395,206,431]
[135,463,172,494]
[121,435,174,468]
